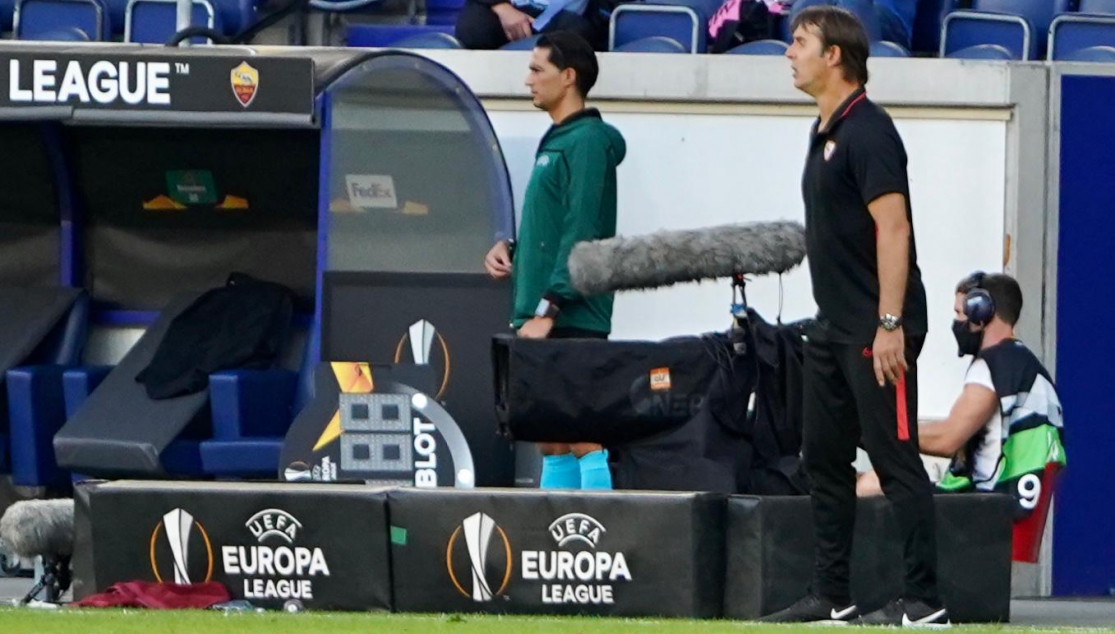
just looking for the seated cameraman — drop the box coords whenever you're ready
[857,272,1065,560]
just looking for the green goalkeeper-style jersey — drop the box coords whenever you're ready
[937,339,1065,519]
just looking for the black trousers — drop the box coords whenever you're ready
[802,328,939,605]
[454,0,602,50]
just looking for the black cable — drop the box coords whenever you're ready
[164,26,232,45]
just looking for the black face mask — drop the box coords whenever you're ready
[952,320,983,357]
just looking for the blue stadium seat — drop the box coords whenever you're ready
[1049,14,1115,59]
[199,369,298,477]
[945,42,1015,58]
[210,0,251,34]
[14,0,109,40]
[346,23,454,47]
[726,38,788,54]
[3,292,89,488]
[425,0,463,25]
[105,0,250,36]
[60,356,308,480]
[7,366,72,489]
[125,0,218,43]
[32,25,90,37]
[1057,42,1115,59]
[392,30,462,48]
[942,0,1069,59]
[614,34,688,51]
[610,3,703,52]
[500,33,543,49]
[870,39,911,55]
[60,364,205,478]
[1079,0,1115,13]
[941,11,1030,59]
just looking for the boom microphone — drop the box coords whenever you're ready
[0,499,74,560]
[568,221,807,296]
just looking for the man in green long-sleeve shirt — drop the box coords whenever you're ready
[483,31,626,490]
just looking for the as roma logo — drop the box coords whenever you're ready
[230,62,259,108]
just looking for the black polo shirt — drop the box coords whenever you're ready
[802,87,927,344]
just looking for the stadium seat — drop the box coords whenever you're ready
[870,39,911,55]
[60,365,205,476]
[942,0,1069,59]
[610,3,703,52]
[125,0,218,43]
[1049,14,1115,60]
[1079,0,1115,13]
[725,38,788,54]
[946,42,1016,58]
[210,0,251,34]
[614,34,688,51]
[346,23,454,47]
[14,0,110,40]
[500,33,543,49]
[1058,42,1115,59]
[198,368,298,477]
[2,291,89,488]
[115,0,251,37]
[425,0,463,25]
[58,331,311,480]
[103,0,248,37]
[392,30,462,48]
[941,11,1030,59]
[32,25,90,37]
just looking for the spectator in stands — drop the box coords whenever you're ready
[455,0,603,49]
[482,32,626,490]
[789,0,917,51]
[857,272,1066,562]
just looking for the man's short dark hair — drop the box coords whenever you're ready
[536,31,599,98]
[957,272,1024,326]
[790,6,870,86]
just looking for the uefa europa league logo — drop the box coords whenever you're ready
[446,512,512,602]
[164,509,195,584]
[396,319,451,398]
[464,512,495,601]
[150,508,214,584]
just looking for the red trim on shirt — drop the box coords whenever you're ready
[839,92,868,120]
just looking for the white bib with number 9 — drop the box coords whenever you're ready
[1017,473,1042,510]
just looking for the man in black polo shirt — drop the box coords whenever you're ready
[760,6,947,626]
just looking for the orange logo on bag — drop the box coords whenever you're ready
[230,62,259,108]
[650,367,672,391]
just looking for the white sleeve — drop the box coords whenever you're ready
[964,358,995,393]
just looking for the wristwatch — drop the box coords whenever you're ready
[879,313,903,332]
[534,298,560,319]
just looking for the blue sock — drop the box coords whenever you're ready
[578,449,613,490]
[540,453,581,489]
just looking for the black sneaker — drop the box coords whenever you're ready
[758,593,860,624]
[858,599,951,628]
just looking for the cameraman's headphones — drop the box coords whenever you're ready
[961,271,996,327]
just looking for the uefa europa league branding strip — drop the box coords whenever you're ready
[447,511,633,606]
[152,507,331,601]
